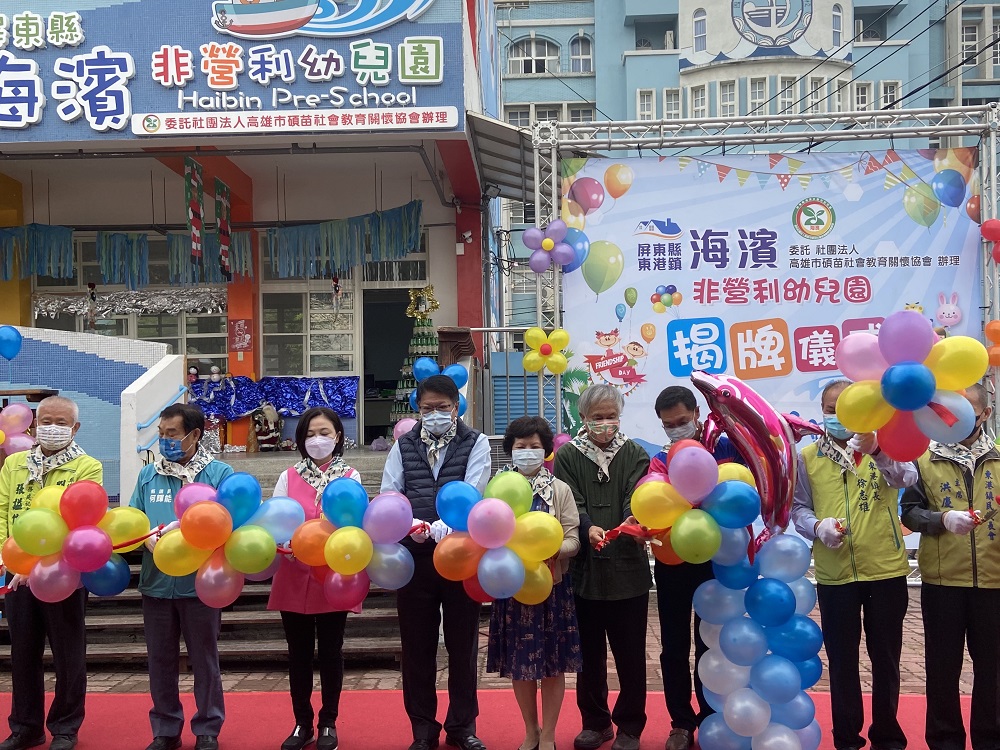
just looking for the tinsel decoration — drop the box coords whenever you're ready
[168,232,252,284]
[189,375,359,421]
[185,157,205,266]
[33,287,227,319]
[215,178,232,281]
[96,232,150,290]
[406,285,440,321]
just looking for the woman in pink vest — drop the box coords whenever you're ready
[269,407,363,750]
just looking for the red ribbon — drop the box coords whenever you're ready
[927,401,960,427]
[111,523,168,550]
[594,522,664,551]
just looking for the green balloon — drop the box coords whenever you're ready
[12,508,68,557]
[663,294,674,308]
[485,471,533,517]
[624,287,638,308]
[670,509,722,564]
[582,241,624,297]
[224,524,277,574]
[903,183,941,227]
[560,158,588,179]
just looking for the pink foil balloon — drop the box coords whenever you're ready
[0,403,34,435]
[467,498,517,549]
[196,549,246,608]
[324,569,370,610]
[393,418,418,440]
[30,554,82,603]
[835,333,889,382]
[173,482,218,519]
[62,525,113,573]
[363,491,415,544]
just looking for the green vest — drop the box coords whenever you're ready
[913,450,1000,588]
[801,442,908,585]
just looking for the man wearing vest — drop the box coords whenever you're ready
[792,380,916,750]
[902,383,1000,750]
[0,397,102,750]
[381,375,492,750]
[130,403,234,750]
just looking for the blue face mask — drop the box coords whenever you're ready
[159,431,192,462]
[823,415,854,441]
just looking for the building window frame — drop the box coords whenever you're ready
[962,23,980,67]
[693,9,708,53]
[853,81,872,111]
[719,80,737,117]
[637,89,655,120]
[879,80,901,110]
[748,77,767,115]
[663,88,681,120]
[570,35,593,73]
[507,38,560,76]
[569,106,595,122]
[691,85,707,118]
[832,4,843,47]
[505,107,530,127]
[808,77,826,114]
[778,76,797,114]
[993,24,1000,66]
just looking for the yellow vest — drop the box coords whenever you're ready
[802,442,909,585]
[913,450,1000,588]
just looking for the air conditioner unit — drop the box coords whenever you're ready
[855,19,864,36]
[665,30,676,49]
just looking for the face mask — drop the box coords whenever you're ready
[587,420,619,442]
[512,448,546,473]
[159,431,192,462]
[36,424,74,452]
[305,435,337,461]
[823,415,854,441]
[422,410,454,436]
[663,421,698,442]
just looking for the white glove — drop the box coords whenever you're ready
[430,520,453,543]
[8,573,28,591]
[942,510,977,535]
[847,433,878,456]
[815,517,845,549]
[409,519,430,543]
[144,520,182,552]
[162,520,180,534]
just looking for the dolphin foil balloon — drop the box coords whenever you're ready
[691,372,823,536]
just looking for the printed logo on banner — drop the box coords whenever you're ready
[793,325,841,372]
[666,318,727,377]
[581,326,649,397]
[730,319,792,380]
[634,219,683,240]
[792,197,836,239]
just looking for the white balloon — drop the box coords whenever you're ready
[787,578,817,615]
[700,620,723,650]
[698,647,751,696]
[714,526,752,566]
[723,688,771,738]
[751,724,802,750]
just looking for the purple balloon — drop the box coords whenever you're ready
[367,543,415,590]
[0,403,33,434]
[546,219,568,243]
[529,249,551,274]
[522,227,544,251]
[196,551,246,608]
[174,482,218,519]
[245,554,281,581]
[467,498,517,549]
[551,242,575,266]
[363,492,415,544]
[62,525,113,573]
[30,555,82,603]
[669,446,721,504]
[878,310,936,365]
[3,432,35,456]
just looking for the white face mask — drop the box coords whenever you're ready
[422,410,454,436]
[512,448,546,474]
[36,424,74,452]
[305,435,337,461]
[663,421,698,442]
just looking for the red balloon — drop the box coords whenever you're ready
[666,439,704,470]
[879,411,930,462]
[982,218,1000,242]
[966,195,981,224]
[462,575,494,604]
[59,480,109,529]
[650,293,661,304]
[993,242,1000,265]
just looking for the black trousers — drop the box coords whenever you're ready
[280,611,348,728]
[575,593,648,737]
[817,576,908,750]
[654,560,713,731]
[5,578,87,738]
[921,583,1000,750]
[396,552,481,741]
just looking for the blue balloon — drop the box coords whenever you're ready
[655,285,668,296]
[881,361,936,411]
[0,325,22,361]
[756,535,812,582]
[745,578,796,627]
[701,481,762,529]
[702,686,727,713]
[788,577,817,615]
[615,303,627,322]
[216,472,263,528]
[366,543,415,590]
[561,228,590,273]
[693,579,747,624]
[409,389,418,411]
[914,389,976,444]
[749,654,801,705]
[766,615,824,662]
[435,481,481,531]
[712,526,750,566]
[931,168,967,208]
[81,553,131,597]
[696,713,751,750]
[712,557,759,590]
[794,656,823,690]
[246,496,307,544]
[719,616,769,666]
[458,393,467,417]
[794,719,822,750]
[321,477,369,528]
[443,363,469,389]
[665,285,677,295]
[770,691,816,730]
[477,547,525,599]
[413,357,441,383]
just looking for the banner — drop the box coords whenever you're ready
[185,157,204,266]
[560,148,983,470]
[215,178,232,281]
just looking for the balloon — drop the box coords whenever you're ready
[668,445,720,503]
[701,481,761,530]
[653,302,667,314]
[630,481,692,529]
[216,473,262,528]
[713,526,751,566]
[362,491,414,545]
[196,548,246,608]
[693,580,747,624]
[321,477,369,529]
[878,310,936,365]
[624,287,638,308]
[967,194,981,223]
[994,243,1000,264]
[462,573,495,603]
[29,554,81,603]
[0,325,22,360]
[290,518,335,567]
[835,381,895,433]
[656,285,669,296]
[719,617,769,666]
[700,620,723,650]
[670,509,722,564]
[551,242,575,266]
[914,390,976,444]
[477,547,526,599]
[717,464,755,489]
[366,543,415,590]
[903,182,941,227]
[640,323,656,344]
[62,525,113,573]
[651,528,685,565]
[745,578,796,627]
[529,249,551,274]
[561,199,586,231]
[173,482,218,519]
[769,692,816,731]
[765,615,824,662]
[507,510,563,562]
[433,532,485,581]
[982,218,1000,242]
[581,241,624,296]
[615,304,627,323]
[514,559,554,605]
[562,228,591,273]
[96,506,150,553]
[702,687,728,714]
[248,496,308,545]
[724,688,771,737]
[934,147,976,182]
[795,656,823,690]
[443,363,469,389]
[931,168,967,208]
[604,164,634,199]
[245,555,281,582]
[484,472,533,517]
[435,481,480,532]
[82,553,131,597]
[2,433,33,455]
[750,724,802,750]
[180,501,233,550]
[836,332,889,382]
[59,480,108,529]
[698,713,752,750]
[666,439,703,468]
[698,648,751,696]
[522,227,544,250]
[712,558,759,590]
[324,569,370,610]
[756,535,812,583]
[924,336,989,391]
[32,486,64,512]
[877,410,930,462]
[672,293,683,306]
[413,357,441,382]
[651,293,662,304]
[0,537,40,575]
[546,219,568,243]
[393,418,418,440]
[787,578,817,615]
[224,524,277,575]
[12,508,69,557]
[794,720,822,750]
[0,403,33,435]
[409,390,418,411]
[153,529,213,577]
[467,497,516,550]
[458,394,468,417]
[881,362,936,411]
[636,471,669,488]
[324,526,374,575]
[569,177,605,214]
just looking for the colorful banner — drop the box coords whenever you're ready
[185,157,204,265]
[560,148,983,462]
[215,177,232,281]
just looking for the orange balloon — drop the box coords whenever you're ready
[180,501,233,551]
[641,323,656,344]
[990,346,1000,367]
[671,292,683,306]
[604,164,634,199]
[291,518,336,567]
[1,537,40,575]
[652,529,684,566]
[986,320,1000,345]
[933,148,974,182]
[433,532,486,582]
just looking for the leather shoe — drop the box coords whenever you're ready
[316,726,337,750]
[446,737,486,750]
[144,738,181,750]
[49,737,77,750]
[666,728,692,750]
[573,728,613,750]
[0,733,45,750]
[194,737,219,750]
[281,725,314,750]
[611,733,639,750]
[408,741,440,750]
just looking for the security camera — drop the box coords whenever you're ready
[462,231,473,243]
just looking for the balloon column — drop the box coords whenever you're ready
[650,284,682,314]
[523,220,575,274]
[407,357,470,416]
[0,403,36,457]
[523,327,571,375]
[983,218,1000,264]
[695,534,823,750]
[835,310,989,461]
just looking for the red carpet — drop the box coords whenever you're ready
[0,690,971,749]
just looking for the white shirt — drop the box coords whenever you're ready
[272,465,362,497]
[379,432,492,496]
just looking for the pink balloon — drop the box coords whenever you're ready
[878,310,936,365]
[393,418,418,440]
[668,446,720,504]
[174,482,218,519]
[467,498,517,549]
[836,333,889,382]
[62,525,113,573]
[245,554,281,582]
[2,433,35,456]
[553,433,572,451]
[0,403,34,435]
[29,555,81,603]
[324,569,370,610]
[522,227,544,251]
[196,549,246,608]
[569,177,605,214]
[363,491,415,544]
[636,472,670,488]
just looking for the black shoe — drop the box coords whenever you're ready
[281,726,315,750]
[49,737,77,750]
[0,733,45,750]
[144,738,181,750]
[610,733,639,750]
[408,741,440,750]
[194,738,219,750]
[316,727,337,750]
[573,728,613,750]
[446,737,486,750]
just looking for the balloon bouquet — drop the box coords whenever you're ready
[403,357,470,417]
[0,403,37,457]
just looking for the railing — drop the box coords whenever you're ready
[136,384,187,432]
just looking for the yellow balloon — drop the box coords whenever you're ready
[324,526,374,575]
[98,506,151,553]
[835,381,895,433]
[153,529,212,577]
[507,511,564,563]
[653,302,667,314]
[546,352,568,375]
[717,463,756,488]
[0,429,5,445]
[561,200,586,231]
[524,327,548,351]
[548,329,570,350]
[32,486,65,512]
[924,336,989,391]
[514,560,554,605]
[523,351,546,373]
[630,481,692,529]
[541,238,555,252]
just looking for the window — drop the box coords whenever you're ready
[691,85,707,118]
[506,108,530,127]
[963,24,979,67]
[570,36,593,73]
[808,77,825,113]
[719,81,736,117]
[635,37,653,50]
[748,78,766,114]
[637,89,655,120]
[693,9,707,53]
[854,81,872,111]
[535,105,561,122]
[834,80,847,112]
[507,38,560,75]
[779,76,796,113]
[880,80,900,110]
[832,4,843,47]
[995,25,1000,65]
[569,107,595,122]
[663,88,681,119]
